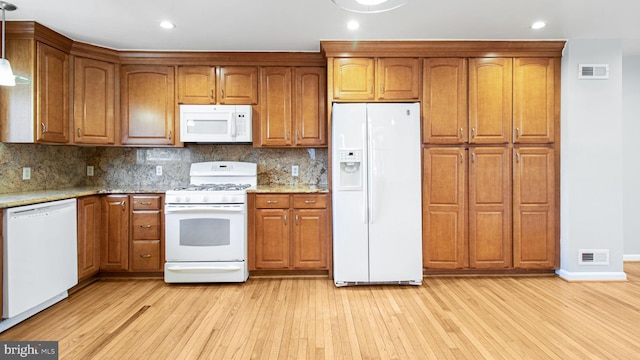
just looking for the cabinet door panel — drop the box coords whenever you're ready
[332,58,374,100]
[37,43,69,143]
[255,209,290,269]
[513,147,555,269]
[77,196,101,280]
[423,147,467,268]
[469,146,511,268]
[74,57,115,144]
[423,58,467,144]
[293,209,327,269]
[101,195,129,271]
[294,67,326,146]
[469,58,512,144]
[376,58,420,100]
[513,58,557,144]
[260,67,292,146]
[177,66,216,104]
[121,66,175,145]
[218,66,258,105]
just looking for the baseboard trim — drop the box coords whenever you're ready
[623,254,640,261]
[556,269,627,281]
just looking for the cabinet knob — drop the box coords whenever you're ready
[139,254,152,259]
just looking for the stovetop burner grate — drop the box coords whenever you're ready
[172,183,252,192]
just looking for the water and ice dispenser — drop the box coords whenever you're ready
[337,149,363,189]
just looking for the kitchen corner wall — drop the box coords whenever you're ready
[0,143,328,194]
[85,145,328,188]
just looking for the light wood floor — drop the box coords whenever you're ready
[2,263,640,359]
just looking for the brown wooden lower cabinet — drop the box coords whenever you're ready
[249,193,328,271]
[423,145,554,271]
[99,194,164,273]
[77,196,102,280]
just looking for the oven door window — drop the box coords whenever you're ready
[180,218,230,246]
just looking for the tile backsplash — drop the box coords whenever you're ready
[0,143,328,194]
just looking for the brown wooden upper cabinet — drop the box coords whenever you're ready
[513,58,558,144]
[37,43,70,144]
[468,58,513,144]
[177,66,258,105]
[73,57,116,145]
[332,57,420,101]
[257,66,326,147]
[177,66,216,104]
[120,65,176,146]
[423,58,468,144]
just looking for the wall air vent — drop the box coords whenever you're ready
[578,64,609,79]
[578,249,610,265]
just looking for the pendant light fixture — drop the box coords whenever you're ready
[332,0,408,13]
[0,1,17,86]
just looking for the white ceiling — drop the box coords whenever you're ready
[8,0,640,55]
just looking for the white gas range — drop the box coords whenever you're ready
[164,161,257,283]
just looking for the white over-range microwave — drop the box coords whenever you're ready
[179,104,253,143]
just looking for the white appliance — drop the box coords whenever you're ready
[1,198,78,332]
[332,103,422,286]
[179,104,253,143]
[164,161,257,283]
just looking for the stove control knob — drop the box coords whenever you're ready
[173,196,181,203]
[202,196,208,203]
[184,196,191,203]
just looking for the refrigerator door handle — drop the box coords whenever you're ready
[362,121,369,224]
[367,118,375,224]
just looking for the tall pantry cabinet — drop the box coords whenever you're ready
[422,53,560,271]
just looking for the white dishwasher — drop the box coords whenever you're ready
[1,198,78,332]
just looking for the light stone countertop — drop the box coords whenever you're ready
[0,186,171,209]
[249,184,329,193]
[0,184,329,209]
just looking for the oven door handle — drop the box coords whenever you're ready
[165,265,242,272]
[165,206,244,213]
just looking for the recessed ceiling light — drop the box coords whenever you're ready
[160,21,175,29]
[347,20,360,30]
[531,21,546,30]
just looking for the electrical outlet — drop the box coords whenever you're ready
[292,165,299,177]
[156,165,163,176]
[87,166,94,176]
[22,167,31,180]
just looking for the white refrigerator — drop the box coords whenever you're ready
[332,103,422,286]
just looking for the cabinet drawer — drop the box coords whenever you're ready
[132,195,162,210]
[132,211,161,240]
[293,194,327,209]
[255,194,290,208]
[131,240,161,271]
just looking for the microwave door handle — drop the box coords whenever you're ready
[230,113,237,137]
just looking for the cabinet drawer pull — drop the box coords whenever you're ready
[304,200,316,204]
[515,127,521,138]
[210,89,214,98]
[459,128,463,139]
[121,201,126,211]
[471,127,476,138]
[140,224,152,228]
[77,128,82,137]
[295,215,299,224]
[221,89,225,99]
[380,83,385,94]
[284,215,287,225]
[266,200,278,204]
[139,254,152,259]
[168,130,172,140]
[138,201,152,205]
[41,122,47,134]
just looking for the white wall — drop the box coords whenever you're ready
[623,56,640,260]
[558,39,627,280]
